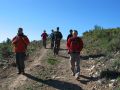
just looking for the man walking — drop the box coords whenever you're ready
[67,29,73,42]
[50,29,55,49]
[41,30,48,48]
[67,30,83,79]
[12,28,30,74]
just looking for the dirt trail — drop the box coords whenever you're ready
[6,41,112,90]
[9,47,48,90]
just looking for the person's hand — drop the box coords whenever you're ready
[68,50,70,54]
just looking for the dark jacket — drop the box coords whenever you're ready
[67,33,73,41]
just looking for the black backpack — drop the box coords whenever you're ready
[54,31,62,40]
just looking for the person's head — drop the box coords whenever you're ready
[51,29,54,33]
[57,27,59,32]
[44,30,46,33]
[72,30,78,37]
[70,29,73,34]
[18,28,23,35]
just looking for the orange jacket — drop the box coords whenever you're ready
[12,34,30,53]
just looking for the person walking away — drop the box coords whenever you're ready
[67,29,73,42]
[54,27,63,50]
[12,28,30,74]
[50,29,55,49]
[41,30,48,48]
[67,30,83,80]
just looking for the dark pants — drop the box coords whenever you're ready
[16,52,25,73]
[53,40,60,55]
[43,40,46,48]
[51,39,54,49]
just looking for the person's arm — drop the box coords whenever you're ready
[12,36,18,45]
[67,35,69,42]
[41,33,43,37]
[22,36,30,46]
[67,38,71,54]
[79,38,83,51]
[67,38,71,49]
[60,32,63,39]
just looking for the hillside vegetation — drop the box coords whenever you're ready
[0,39,42,68]
[83,25,120,55]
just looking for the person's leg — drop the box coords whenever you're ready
[43,40,46,48]
[70,53,75,76]
[19,53,25,74]
[51,40,54,49]
[75,53,80,79]
[57,40,60,50]
[56,40,60,54]
[16,53,21,74]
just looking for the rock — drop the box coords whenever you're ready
[97,79,106,85]
[86,65,95,71]
[99,56,104,60]
[93,72,99,77]
[110,79,116,83]
[89,58,94,60]
[109,83,114,88]
[97,80,102,85]
[52,75,57,79]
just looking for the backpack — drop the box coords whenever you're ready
[54,31,62,40]
[50,33,54,40]
[70,37,83,52]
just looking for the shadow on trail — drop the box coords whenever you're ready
[45,47,51,49]
[80,54,106,60]
[24,73,83,90]
[79,75,99,84]
[100,70,120,79]
[59,48,68,51]
[79,70,120,84]
[58,54,69,59]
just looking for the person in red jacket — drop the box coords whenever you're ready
[67,30,83,80]
[12,28,30,74]
[41,30,48,48]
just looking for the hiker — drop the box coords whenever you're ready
[50,29,55,49]
[54,27,63,49]
[53,27,63,54]
[41,30,48,48]
[67,30,83,79]
[67,29,73,42]
[12,28,30,74]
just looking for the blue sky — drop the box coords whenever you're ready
[0,0,120,42]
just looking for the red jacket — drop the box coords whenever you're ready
[41,32,48,41]
[67,37,83,53]
[12,34,30,53]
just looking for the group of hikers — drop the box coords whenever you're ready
[12,27,83,80]
[41,27,63,55]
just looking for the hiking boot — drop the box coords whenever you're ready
[72,72,75,76]
[21,71,25,75]
[75,75,79,80]
[75,73,80,80]
[17,72,21,74]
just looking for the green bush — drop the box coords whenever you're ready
[112,59,120,71]
[83,26,120,55]
[47,57,58,65]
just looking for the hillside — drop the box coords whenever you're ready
[0,27,120,90]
